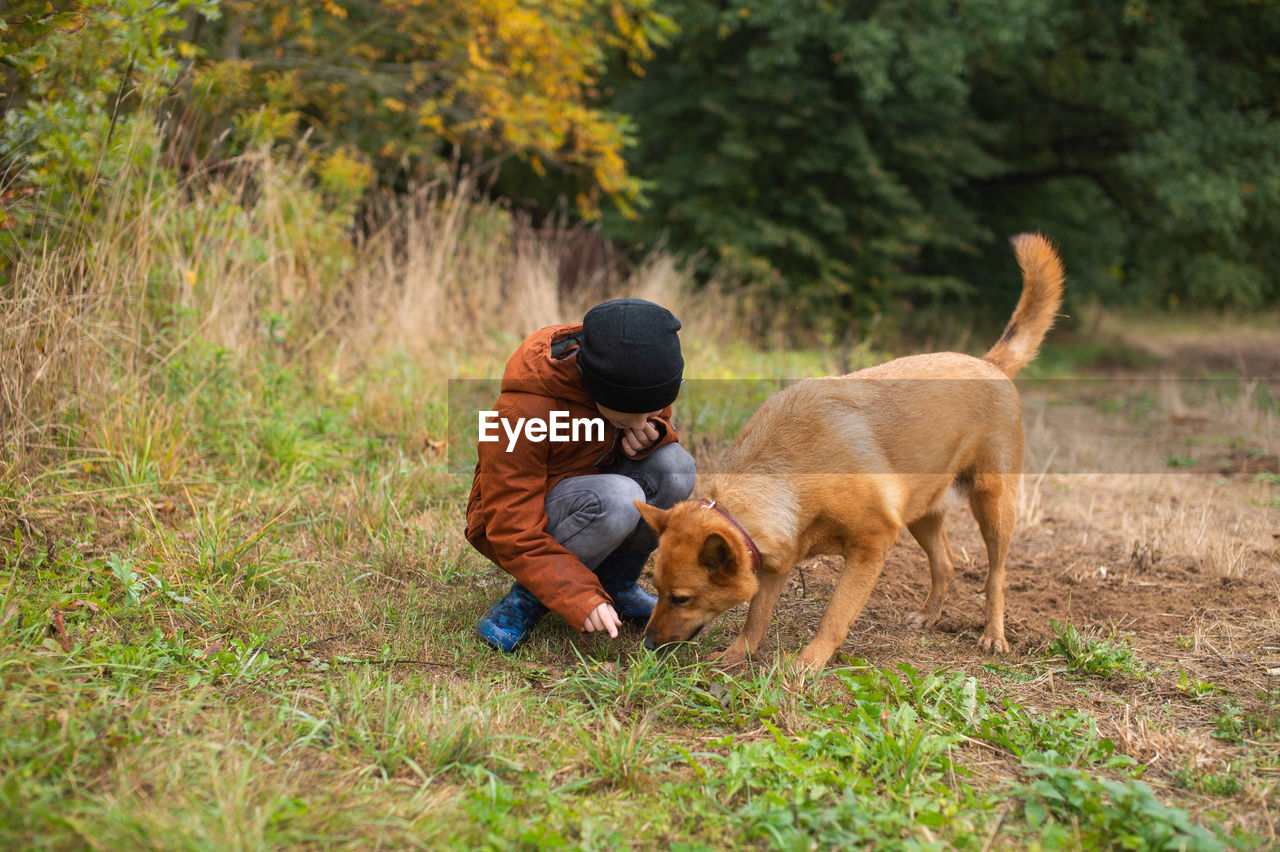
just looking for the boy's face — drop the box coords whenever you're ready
[596,403,662,431]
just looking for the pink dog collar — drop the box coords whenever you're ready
[698,499,762,575]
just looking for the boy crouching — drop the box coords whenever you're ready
[466,298,696,651]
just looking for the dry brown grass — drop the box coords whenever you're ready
[0,147,737,468]
[1018,369,1280,582]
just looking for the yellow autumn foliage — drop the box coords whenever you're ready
[208,0,673,215]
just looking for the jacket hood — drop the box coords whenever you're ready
[499,323,597,409]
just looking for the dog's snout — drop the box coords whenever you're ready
[642,622,704,652]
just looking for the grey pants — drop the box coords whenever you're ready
[544,442,696,568]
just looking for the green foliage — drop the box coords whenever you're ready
[979,703,1136,772]
[1172,764,1244,798]
[0,1,214,253]
[1022,760,1227,851]
[1176,667,1224,700]
[607,0,1011,325]
[10,0,1277,327]
[0,3,89,78]
[609,0,1280,326]
[1212,693,1280,745]
[1047,621,1152,678]
[652,665,989,849]
[977,0,1280,313]
[108,554,146,606]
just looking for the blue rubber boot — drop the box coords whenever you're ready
[477,582,548,652]
[595,550,657,626]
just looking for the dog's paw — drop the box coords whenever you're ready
[783,659,822,692]
[712,645,749,669]
[785,647,831,688]
[978,632,1010,654]
[905,610,940,630]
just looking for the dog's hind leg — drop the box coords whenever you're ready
[717,562,793,667]
[905,511,954,630]
[968,473,1018,653]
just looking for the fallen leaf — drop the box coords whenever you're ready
[50,609,71,652]
[54,600,99,614]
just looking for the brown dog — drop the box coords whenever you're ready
[635,233,1065,676]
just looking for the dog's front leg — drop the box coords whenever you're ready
[716,567,790,667]
[794,542,890,676]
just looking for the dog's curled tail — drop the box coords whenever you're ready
[983,232,1066,378]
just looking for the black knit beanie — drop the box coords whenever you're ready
[577,298,684,413]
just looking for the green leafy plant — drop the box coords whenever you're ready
[1,0,217,259]
[1213,693,1280,745]
[1022,761,1226,851]
[979,705,1136,773]
[1176,667,1224,700]
[1172,764,1244,797]
[107,554,146,607]
[1047,621,1152,679]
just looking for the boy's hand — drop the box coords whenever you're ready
[620,420,661,458]
[583,602,621,637]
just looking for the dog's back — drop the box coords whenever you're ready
[716,232,1065,516]
[722,354,1014,467]
[713,354,1020,529]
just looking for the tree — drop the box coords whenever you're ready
[607,0,1280,324]
[0,2,89,114]
[1,0,211,259]
[965,0,1280,309]
[1,0,673,271]
[192,0,673,215]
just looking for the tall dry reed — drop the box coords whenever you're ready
[1,139,729,466]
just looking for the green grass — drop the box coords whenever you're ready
[1,342,1267,849]
[1020,338,1163,379]
[0,545,1244,850]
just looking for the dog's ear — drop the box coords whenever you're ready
[698,533,736,579]
[634,500,668,534]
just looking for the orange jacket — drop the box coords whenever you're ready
[464,323,680,628]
